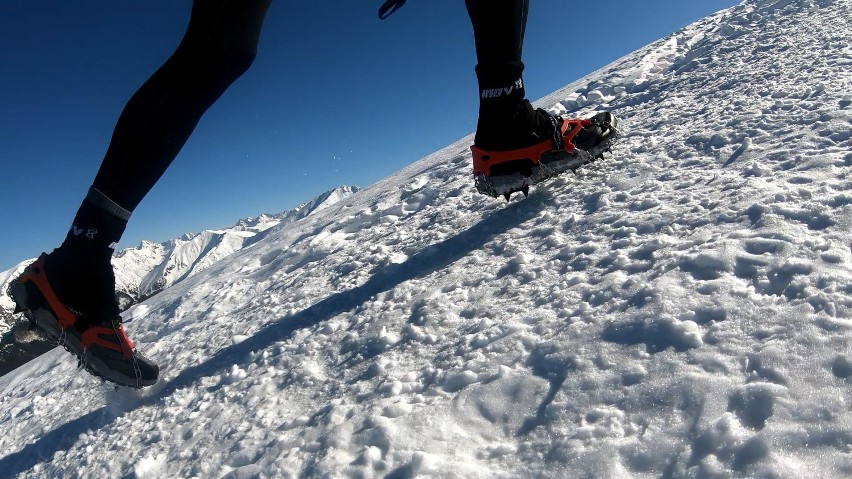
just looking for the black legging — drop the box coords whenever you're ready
[93,0,272,211]
[465,0,527,70]
[91,0,525,212]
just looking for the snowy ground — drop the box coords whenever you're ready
[2,0,852,477]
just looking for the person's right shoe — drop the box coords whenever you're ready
[8,254,159,388]
[472,110,620,199]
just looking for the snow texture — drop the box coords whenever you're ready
[2,0,852,477]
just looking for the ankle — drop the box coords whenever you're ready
[474,101,557,151]
[44,187,129,316]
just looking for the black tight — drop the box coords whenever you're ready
[92,0,272,211]
[46,0,532,313]
[465,0,527,69]
[90,0,527,212]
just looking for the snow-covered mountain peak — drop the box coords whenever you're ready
[110,185,359,304]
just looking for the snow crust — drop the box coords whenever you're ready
[2,0,852,477]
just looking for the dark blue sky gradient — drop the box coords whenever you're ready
[0,0,739,270]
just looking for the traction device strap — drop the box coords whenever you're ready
[18,254,78,329]
[471,118,592,177]
[18,254,136,357]
[82,323,136,359]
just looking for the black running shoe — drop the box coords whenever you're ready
[472,110,620,199]
[9,254,159,388]
[572,112,620,155]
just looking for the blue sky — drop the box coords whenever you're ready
[0,0,740,270]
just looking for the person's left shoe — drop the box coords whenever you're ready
[8,254,159,388]
[472,110,620,199]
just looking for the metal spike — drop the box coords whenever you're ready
[521,186,529,198]
[26,320,39,332]
[504,193,512,202]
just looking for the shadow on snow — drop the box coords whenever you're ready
[0,195,544,475]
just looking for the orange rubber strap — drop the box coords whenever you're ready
[81,325,135,359]
[18,254,79,328]
[471,118,591,176]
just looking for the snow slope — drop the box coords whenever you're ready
[2,0,852,477]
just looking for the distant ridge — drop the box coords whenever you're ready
[0,185,359,334]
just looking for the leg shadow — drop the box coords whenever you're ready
[162,198,541,393]
[0,197,542,474]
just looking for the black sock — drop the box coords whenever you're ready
[44,187,130,317]
[473,63,555,151]
[476,62,526,119]
[466,0,543,150]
